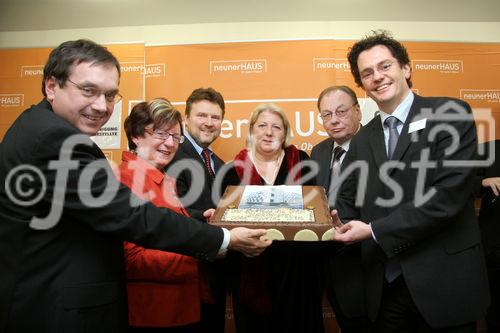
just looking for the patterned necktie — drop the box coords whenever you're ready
[201,148,215,177]
[327,145,345,193]
[330,146,345,170]
[385,116,401,159]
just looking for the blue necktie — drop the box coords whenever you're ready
[383,116,403,282]
[385,116,400,159]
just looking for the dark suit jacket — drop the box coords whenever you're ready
[0,100,223,333]
[336,95,489,328]
[311,137,335,191]
[476,140,500,255]
[166,139,224,221]
[311,125,362,197]
[165,138,227,324]
[311,137,367,319]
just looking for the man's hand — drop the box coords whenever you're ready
[229,227,272,257]
[203,208,216,220]
[482,177,500,196]
[332,220,372,244]
[331,209,343,229]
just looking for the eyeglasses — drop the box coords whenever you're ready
[66,79,122,104]
[360,60,394,81]
[145,129,185,144]
[320,103,357,121]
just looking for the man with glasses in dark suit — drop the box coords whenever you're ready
[0,40,271,333]
[311,85,372,333]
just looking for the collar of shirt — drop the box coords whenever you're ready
[378,92,414,156]
[378,92,414,133]
[333,140,351,165]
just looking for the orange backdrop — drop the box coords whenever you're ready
[0,43,145,165]
[145,40,500,161]
[1,39,499,162]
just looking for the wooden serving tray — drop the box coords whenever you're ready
[209,185,335,241]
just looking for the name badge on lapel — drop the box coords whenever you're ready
[408,118,427,133]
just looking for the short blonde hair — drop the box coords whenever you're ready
[246,103,292,149]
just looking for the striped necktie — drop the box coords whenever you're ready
[327,145,345,193]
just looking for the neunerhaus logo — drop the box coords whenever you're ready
[0,94,24,107]
[145,64,165,78]
[121,63,145,74]
[120,63,165,78]
[210,59,266,74]
[460,89,500,103]
[412,60,463,74]
[312,58,350,72]
[21,65,44,77]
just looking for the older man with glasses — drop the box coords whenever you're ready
[311,85,372,333]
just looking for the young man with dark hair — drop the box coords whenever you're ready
[333,30,489,332]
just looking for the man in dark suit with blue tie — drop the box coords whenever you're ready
[311,86,372,332]
[166,87,227,333]
[332,30,490,332]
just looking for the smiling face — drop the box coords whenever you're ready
[357,44,411,114]
[319,90,361,145]
[45,61,120,136]
[133,122,181,169]
[251,110,285,156]
[184,100,222,148]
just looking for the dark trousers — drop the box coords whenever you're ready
[326,289,374,333]
[229,245,325,333]
[127,322,200,333]
[485,249,500,333]
[199,259,228,333]
[200,301,226,333]
[377,276,476,333]
[324,243,374,333]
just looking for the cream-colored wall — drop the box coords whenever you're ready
[1,21,500,48]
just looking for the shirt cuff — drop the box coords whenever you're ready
[369,223,378,243]
[218,227,230,255]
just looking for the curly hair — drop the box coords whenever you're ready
[347,30,412,88]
